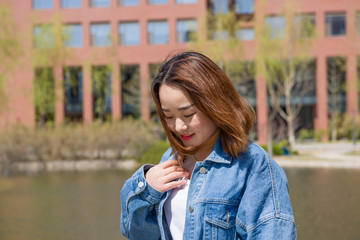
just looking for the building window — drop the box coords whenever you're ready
[236,28,255,41]
[294,13,316,38]
[61,0,81,8]
[33,25,54,48]
[121,65,140,117]
[33,0,53,9]
[119,22,140,46]
[148,0,167,5]
[325,12,346,36]
[92,66,112,120]
[90,0,110,7]
[265,15,286,39]
[63,24,83,48]
[327,57,347,115]
[212,0,229,14]
[176,0,197,3]
[148,21,169,45]
[212,30,229,41]
[64,67,83,120]
[119,0,139,6]
[177,19,197,43]
[34,67,55,124]
[235,0,254,14]
[90,23,111,46]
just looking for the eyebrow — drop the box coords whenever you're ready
[162,104,194,112]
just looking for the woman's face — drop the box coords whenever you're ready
[159,84,218,149]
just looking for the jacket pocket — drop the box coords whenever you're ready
[204,203,237,240]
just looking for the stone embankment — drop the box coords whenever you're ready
[275,142,360,169]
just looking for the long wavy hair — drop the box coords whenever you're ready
[151,51,255,163]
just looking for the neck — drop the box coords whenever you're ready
[194,129,220,161]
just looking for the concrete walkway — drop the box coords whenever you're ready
[275,142,360,169]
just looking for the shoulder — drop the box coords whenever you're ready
[238,142,287,180]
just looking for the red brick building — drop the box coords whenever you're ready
[1,0,359,144]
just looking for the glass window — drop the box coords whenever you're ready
[63,24,83,47]
[33,25,54,48]
[177,19,197,43]
[90,0,110,7]
[212,0,229,14]
[92,66,112,120]
[148,0,167,5]
[294,13,316,38]
[33,0,53,9]
[119,0,139,6]
[64,67,83,120]
[148,21,169,45]
[265,16,286,39]
[121,65,140,117]
[119,22,140,46]
[235,0,254,14]
[90,23,111,46]
[236,28,255,41]
[325,12,346,36]
[176,0,197,3]
[212,30,229,40]
[62,0,81,8]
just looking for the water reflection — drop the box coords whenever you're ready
[0,168,359,239]
[285,168,360,239]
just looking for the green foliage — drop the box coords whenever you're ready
[337,114,360,140]
[34,67,55,125]
[261,139,294,155]
[0,119,162,163]
[298,128,314,142]
[92,65,112,121]
[0,2,21,113]
[314,129,328,142]
[138,140,170,165]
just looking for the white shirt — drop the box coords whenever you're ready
[163,179,190,240]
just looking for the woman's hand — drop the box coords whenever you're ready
[145,160,189,192]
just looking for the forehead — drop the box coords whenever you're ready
[159,84,192,110]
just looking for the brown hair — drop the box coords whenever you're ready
[151,51,255,162]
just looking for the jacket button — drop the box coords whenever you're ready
[199,167,207,174]
[189,206,194,213]
[138,181,144,188]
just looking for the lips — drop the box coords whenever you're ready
[180,133,195,141]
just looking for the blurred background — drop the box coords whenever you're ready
[0,0,359,239]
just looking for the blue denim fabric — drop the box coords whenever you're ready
[120,138,297,239]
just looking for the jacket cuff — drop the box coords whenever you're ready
[132,164,165,204]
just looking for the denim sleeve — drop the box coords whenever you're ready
[236,147,297,239]
[120,164,165,239]
[120,148,173,239]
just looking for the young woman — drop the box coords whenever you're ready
[120,51,296,239]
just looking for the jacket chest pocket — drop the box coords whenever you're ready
[204,203,238,240]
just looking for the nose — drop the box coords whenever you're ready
[175,118,188,132]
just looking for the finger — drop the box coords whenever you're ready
[164,171,189,182]
[163,165,186,175]
[163,179,187,192]
[159,160,179,168]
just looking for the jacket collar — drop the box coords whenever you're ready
[205,137,233,164]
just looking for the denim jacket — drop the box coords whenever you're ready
[120,139,297,239]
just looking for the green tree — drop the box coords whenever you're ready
[0,2,21,114]
[92,65,112,122]
[32,14,72,127]
[257,0,316,150]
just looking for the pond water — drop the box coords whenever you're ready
[0,168,359,239]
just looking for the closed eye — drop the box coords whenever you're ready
[184,113,195,118]
[164,116,173,119]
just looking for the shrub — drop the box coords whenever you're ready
[298,129,314,142]
[0,119,163,163]
[138,140,170,165]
